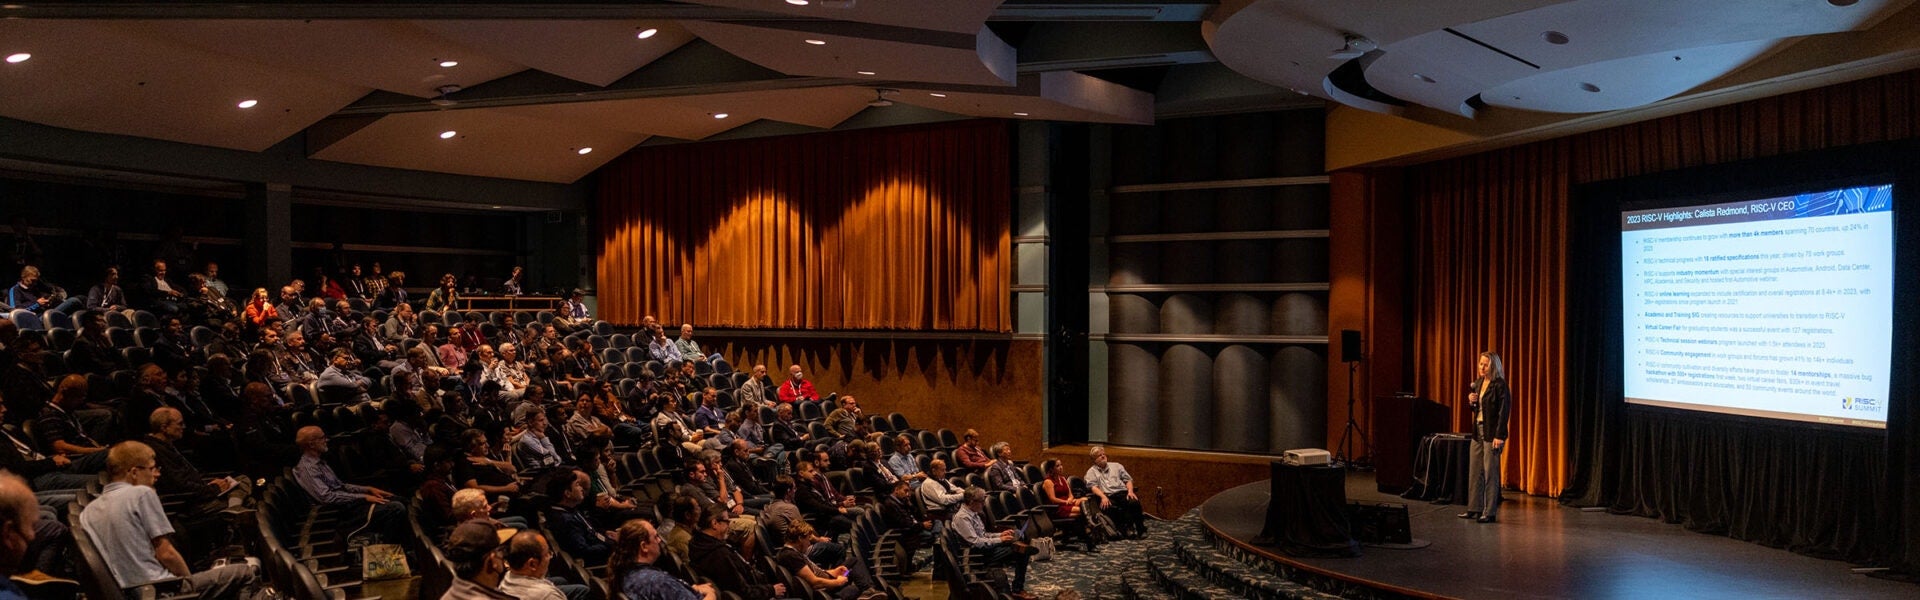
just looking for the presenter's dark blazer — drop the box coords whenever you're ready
[1472,378,1511,441]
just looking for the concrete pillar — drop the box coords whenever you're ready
[244,182,293,289]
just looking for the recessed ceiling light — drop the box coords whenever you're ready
[3,53,28,64]
[929,93,947,97]
[856,70,876,75]
[1013,112,1029,116]
[1541,31,1569,45]
[636,28,659,39]
[805,39,827,46]
[439,130,458,139]
[438,60,459,68]
[712,113,729,119]
[786,0,809,5]
[577,147,593,155]
[1411,73,1436,83]
[1579,82,1601,93]
[491,206,503,209]
[237,99,259,109]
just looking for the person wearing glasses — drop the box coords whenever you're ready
[76,441,261,600]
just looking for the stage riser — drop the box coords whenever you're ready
[1195,516,1425,600]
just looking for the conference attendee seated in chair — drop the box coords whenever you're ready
[6,266,51,313]
[545,468,613,565]
[0,472,72,592]
[1085,445,1147,538]
[918,459,965,524]
[143,408,249,524]
[85,267,131,315]
[500,530,591,600]
[290,426,406,539]
[686,505,785,600]
[1040,458,1110,550]
[451,488,529,531]
[736,364,775,408]
[440,521,516,600]
[0,399,99,491]
[34,378,111,470]
[78,442,262,600]
[777,364,817,403]
[374,271,408,311]
[951,487,1035,599]
[133,259,185,315]
[823,396,862,439]
[985,442,1028,493]
[672,325,719,363]
[611,519,716,600]
[778,522,884,600]
[513,409,565,472]
[316,348,372,402]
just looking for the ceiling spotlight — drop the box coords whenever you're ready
[439,130,458,139]
[636,28,659,39]
[237,99,259,109]
[1328,33,1376,60]
[1579,82,1601,93]
[805,39,827,45]
[1411,73,1436,83]
[928,93,947,98]
[1013,112,1029,116]
[4,53,28,64]
[577,147,593,155]
[1542,31,1569,45]
[712,112,729,119]
[786,0,809,5]
[437,60,459,68]
[856,70,875,75]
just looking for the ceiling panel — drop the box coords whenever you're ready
[499,86,880,140]
[898,72,1154,124]
[677,0,1005,34]
[412,20,697,87]
[125,20,527,98]
[686,20,1016,87]
[0,20,371,152]
[310,108,646,183]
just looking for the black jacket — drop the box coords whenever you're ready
[1470,377,1512,441]
[687,530,778,600]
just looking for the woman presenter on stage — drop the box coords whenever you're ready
[1458,351,1510,524]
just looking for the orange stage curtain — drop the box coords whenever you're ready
[594,120,1011,332]
[1404,69,1920,497]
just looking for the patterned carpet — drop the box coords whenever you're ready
[1024,516,1177,598]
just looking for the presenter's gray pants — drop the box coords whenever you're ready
[1467,439,1504,517]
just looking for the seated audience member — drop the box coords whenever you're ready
[0,471,72,587]
[502,266,525,296]
[340,264,371,301]
[575,439,645,527]
[427,273,459,313]
[691,388,726,435]
[954,429,992,471]
[440,521,515,600]
[736,365,775,408]
[350,316,401,368]
[878,478,933,559]
[485,344,532,401]
[416,446,461,532]
[500,530,590,600]
[722,439,770,496]
[918,459,965,522]
[316,273,344,301]
[280,330,323,383]
[651,396,704,455]
[456,429,521,496]
[514,409,564,471]
[6,266,50,313]
[0,336,54,422]
[201,262,229,298]
[951,487,1034,598]
[696,449,762,517]
[152,317,201,373]
[672,325,718,363]
[35,379,110,466]
[886,433,927,481]
[849,441,898,493]
[563,397,611,446]
[1086,445,1148,538]
[382,303,419,341]
[133,259,185,315]
[242,288,278,329]
[544,468,612,565]
[374,271,408,311]
[451,488,529,531]
[552,290,590,334]
[316,348,371,402]
[291,426,406,537]
[686,505,784,600]
[734,406,773,455]
[85,267,131,314]
[778,521,882,600]
[768,404,809,450]
[611,519,716,600]
[1040,458,1107,549]
[645,329,682,364]
[67,312,121,375]
[439,328,470,372]
[823,395,862,438]
[78,442,261,600]
[143,408,249,517]
[0,400,99,491]
[777,365,817,403]
[793,458,855,538]
[985,442,1028,493]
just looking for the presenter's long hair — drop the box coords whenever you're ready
[1479,351,1505,382]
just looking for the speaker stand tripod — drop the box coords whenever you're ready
[1335,359,1372,470]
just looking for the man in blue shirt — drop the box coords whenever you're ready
[885,434,927,482]
[78,442,259,600]
[291,426,406,538]
[950,487,1034,598]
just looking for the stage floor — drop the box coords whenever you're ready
[1199,474,1916,600]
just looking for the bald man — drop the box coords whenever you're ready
[0,472,71,587]
[291,426,406,538]
[777,365,816,403]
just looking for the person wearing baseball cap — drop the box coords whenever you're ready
[441,522,513,600]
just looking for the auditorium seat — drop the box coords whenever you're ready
[7,309,41,330]
[45,309,72,330]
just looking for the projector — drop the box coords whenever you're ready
[1281,448,1331,467]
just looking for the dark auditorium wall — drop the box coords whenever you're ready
[0,177,249,285]
[699,334,1046,459]
[1096,109,1331,455]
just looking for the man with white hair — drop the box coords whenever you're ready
[486,343,531,400]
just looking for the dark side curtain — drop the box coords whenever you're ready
[593,120,1011,331]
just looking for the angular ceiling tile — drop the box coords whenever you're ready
[126,20,527,98]
[413,20,696,87]
[309,109,647,183]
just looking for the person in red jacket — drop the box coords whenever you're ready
[777,365,817,404]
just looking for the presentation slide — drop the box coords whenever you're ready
[1621,184,1894,428]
